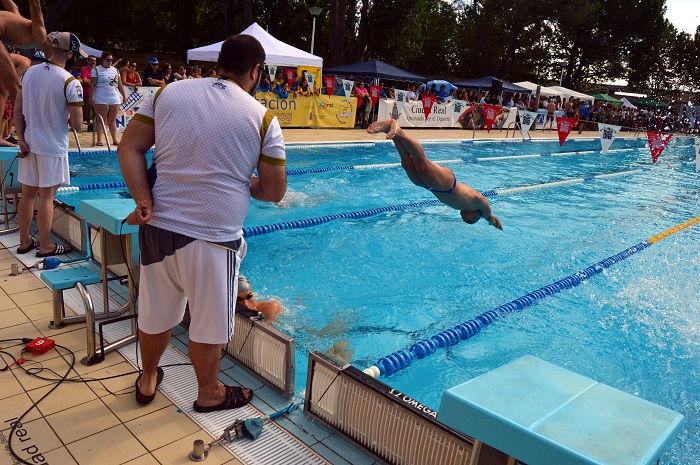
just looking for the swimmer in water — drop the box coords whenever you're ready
[367,119,502,229]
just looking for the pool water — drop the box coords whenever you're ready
[60,137,699,464]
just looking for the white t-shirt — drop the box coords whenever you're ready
[20,62,83,157]
[133,77,286,242]
[91,65,121,103]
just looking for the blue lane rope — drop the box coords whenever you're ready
[243,161,690,238]
[366,213,700,378]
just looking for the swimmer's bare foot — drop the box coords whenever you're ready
[367,119,392,135]
[387,119,401,139]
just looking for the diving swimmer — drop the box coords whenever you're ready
[367,119,502,230]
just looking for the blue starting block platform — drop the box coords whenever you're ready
[438,356,683,465]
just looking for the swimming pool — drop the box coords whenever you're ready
[59,136,698,463]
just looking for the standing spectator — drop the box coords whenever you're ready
[436,84,449,103]
[352,81,369,128]
[577,101,589,133]
[79,55,96,130]
[117,59,130,78]
[90,51,126,146]
[122,61,142,90]
[15,32,83,257]
[118,34,286,412]
[406,84,417,102]
[143,57,165,86]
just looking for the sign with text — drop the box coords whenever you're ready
[256,93,357,128]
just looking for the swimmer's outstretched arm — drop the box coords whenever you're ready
[1,0,20,15]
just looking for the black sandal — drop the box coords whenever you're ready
[135,367,164,405]
[192,385,253,413]
[17,240,39,254]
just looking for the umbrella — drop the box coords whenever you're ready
[420,80,457,93]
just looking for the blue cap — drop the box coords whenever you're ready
[32,50,47,63]
[149,57,159,64]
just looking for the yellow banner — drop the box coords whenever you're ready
[256,93,357,128]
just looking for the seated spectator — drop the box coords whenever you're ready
[143,57,165,86]
[296,77,312,96]
[292,70,307,91]
[273,81,290,99]
[162,63,178,84]
[258,74,272,93]
[175,64,187,79]
[406,84,418,101]
[237,275,282,322]
[273,70,285,88]
[436,84,449,102]
[122,61,142,90]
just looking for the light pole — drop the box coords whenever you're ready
[308,6,323,55]
[559,65,565,87]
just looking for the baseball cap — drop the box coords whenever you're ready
[48,31,87,58]
[149,57,159,65]
[31,50,47,63]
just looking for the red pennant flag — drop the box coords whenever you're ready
[422,94,436,120]
[285,68,295,87]
[323,76,335,96]
[556,116,577,146]
[647,131,673,163]
[483,105,500,132]
[369,85,382,107]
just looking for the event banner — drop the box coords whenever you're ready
[256,93,357,128]
[115,85,161,133]
[378,99,510,129]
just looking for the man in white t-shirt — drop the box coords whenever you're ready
[119,34,287,412]
[15,31,84,257]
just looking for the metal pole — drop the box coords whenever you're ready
[559,67,564,87]
[310,16,317,55]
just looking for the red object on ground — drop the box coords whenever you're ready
[25,337,55,355]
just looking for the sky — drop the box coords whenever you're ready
[665,0,699,34]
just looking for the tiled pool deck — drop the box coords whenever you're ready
[1,127,637,465]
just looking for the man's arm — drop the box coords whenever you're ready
[1,0,20,15]
[250,159,286,202]
[14,87,28,155]
[118,119,155,224]
[68,106,82,132]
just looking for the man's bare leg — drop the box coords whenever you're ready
[138,329,170,396]
[368,119,455,191]
[36,185,58,254]
[17,184,37,251]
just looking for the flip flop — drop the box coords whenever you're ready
[95,142,104,146]
[36,243,72,258]
[135,367,164,405]
[17,240,39,254]
[192,385,253,413]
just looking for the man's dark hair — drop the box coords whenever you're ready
[218,35,265,75]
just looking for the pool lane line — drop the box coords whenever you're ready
[286,148,639,176]
[363,214,700,379]
[242,161,691,238]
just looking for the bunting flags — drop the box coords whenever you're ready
[518,109,538,139]
[285,68,295,87]
[598,124,621,155]
[555,116,577,146]
[306,72,315,92]
[647,131,673,163]
[451,99,467,121]
[483,105,500,132]
[695,138,700,172]
[324,76,335,96]
[341,79,354,101]
[369,85,382,107]
[422,94,437,120]
[394,89,408,117]
[268,66,277,82]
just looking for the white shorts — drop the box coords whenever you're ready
[137,225,247,344]
[18,153,70,188]
[93,94,122,106]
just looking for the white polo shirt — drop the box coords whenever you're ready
[133,77,285,242]
[20,61,83,157]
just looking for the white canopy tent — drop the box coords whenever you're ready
[514,81,559,98]
[186,22,323,68]
[80,42,102,58]
[546,85,594,102]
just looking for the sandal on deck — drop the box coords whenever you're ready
[135,367,164,405]
[192,385,253,413]
[36,243,72,258]
[17,240,39,254]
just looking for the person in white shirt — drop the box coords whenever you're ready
[15,31,84,257]
[90,51,125,146]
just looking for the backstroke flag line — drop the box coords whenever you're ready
[268,66,276,82]
[483,105,500,132]
[369,85,382,108]
[647,131,673,163]
[342,79,353,101]
[306,72,315,92]
[518,109,538,139]
[598,123,621,155]
[556,116,577,146]
[394,89,408,116]
[324,76,335,96]
[422,95,436,120]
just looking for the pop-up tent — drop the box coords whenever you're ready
[80,42,102,58]
[187,22,322,67]
[546,86,594,102]
[592,93,622,104]
[514,81,559,97]
[452,76,531,94]
[324,60,426,81]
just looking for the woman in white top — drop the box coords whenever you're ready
[90,51,126,146]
